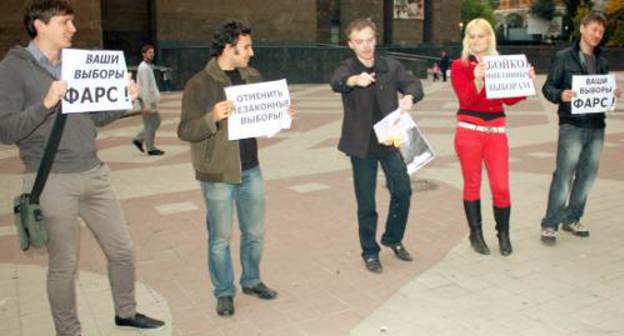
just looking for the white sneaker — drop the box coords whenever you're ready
[541,227,557,245]
[562,221,590,237]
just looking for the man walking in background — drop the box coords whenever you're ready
[133,44,165,155]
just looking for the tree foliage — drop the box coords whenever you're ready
[606,0,624,16]
[572,3,594,41]
[606,0,624,46]
[531,0,557,21]
[461,0,496,29]
[562,0,593,39]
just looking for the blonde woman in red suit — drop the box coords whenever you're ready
[451,18,534,256]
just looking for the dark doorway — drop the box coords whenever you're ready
[101,0,156,65]
[383,0,393,45]
[317,0,342,44]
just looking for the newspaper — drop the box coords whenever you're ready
[373,109,435,174]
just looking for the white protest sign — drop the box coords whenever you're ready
[571,74,616,114]
[226,79,291,140]
[62,49,132,113]
[483,54,535,99]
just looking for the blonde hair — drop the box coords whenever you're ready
[461,18,498,60]
[345,18,377,40]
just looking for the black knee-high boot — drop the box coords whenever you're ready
[463,200,490,255]
[494,206,512,256]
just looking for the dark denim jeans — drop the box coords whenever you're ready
[541,124,604,229]
[350,150,412,258]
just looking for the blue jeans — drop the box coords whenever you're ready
[350,150,412,258]
[541,124,604,229]
[200,166,265,298]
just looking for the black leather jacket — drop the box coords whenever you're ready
[542,41,610,129]
[330,55,424,157]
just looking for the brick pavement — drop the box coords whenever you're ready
[0,74,623,336]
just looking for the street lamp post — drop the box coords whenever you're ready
[459,22,464,42]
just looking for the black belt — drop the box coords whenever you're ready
[457,109,505,121]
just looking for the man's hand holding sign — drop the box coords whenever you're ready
[44,80,69,109]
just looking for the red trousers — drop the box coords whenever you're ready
[454,127,510,208]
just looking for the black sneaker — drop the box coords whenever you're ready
[364,256,383,274]
[216,296,234,316]
[383,242,413,262]
[147,148,165,156]
[242,282,278,300]
[132,140,144,153]
[114,313,165,330]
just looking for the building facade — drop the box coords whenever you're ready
[1,0,461,59]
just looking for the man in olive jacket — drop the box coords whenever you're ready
[540,13,621,245]
[178,21,292,317]
[330,18,423,274]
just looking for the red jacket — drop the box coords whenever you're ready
[451,58,525,126]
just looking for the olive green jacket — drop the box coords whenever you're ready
[177,57,262,183]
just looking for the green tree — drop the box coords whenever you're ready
[572,2,594,41]
[562,0,593,40]
[606,0,624,46]
[531,0,556,21]
[461,0,496,29]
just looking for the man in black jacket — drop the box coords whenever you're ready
[439,50,450,82]
[540,12,621,245]
[330,18,423,273]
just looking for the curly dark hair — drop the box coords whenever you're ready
[24,0,75,38]
[210,21,252,57]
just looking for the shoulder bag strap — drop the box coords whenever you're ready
[30,106,68,203]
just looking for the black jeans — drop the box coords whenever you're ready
[350,150,412,258]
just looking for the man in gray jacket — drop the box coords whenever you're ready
[0,1,164,335]
[132,44,164,155]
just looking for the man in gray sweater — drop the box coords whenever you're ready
[0,1,164,335]
[132,44,165,155]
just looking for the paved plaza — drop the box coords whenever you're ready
[1,74,624,336]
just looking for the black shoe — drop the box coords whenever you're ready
[363,256,383,274]
[216,296,234,316]
[383,242,413,261]
[132,140,144,153]
[242,282,278,300]
[147,148,165,156]
[115,313,165,330]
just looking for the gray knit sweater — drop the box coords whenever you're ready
[0,46,126,173]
